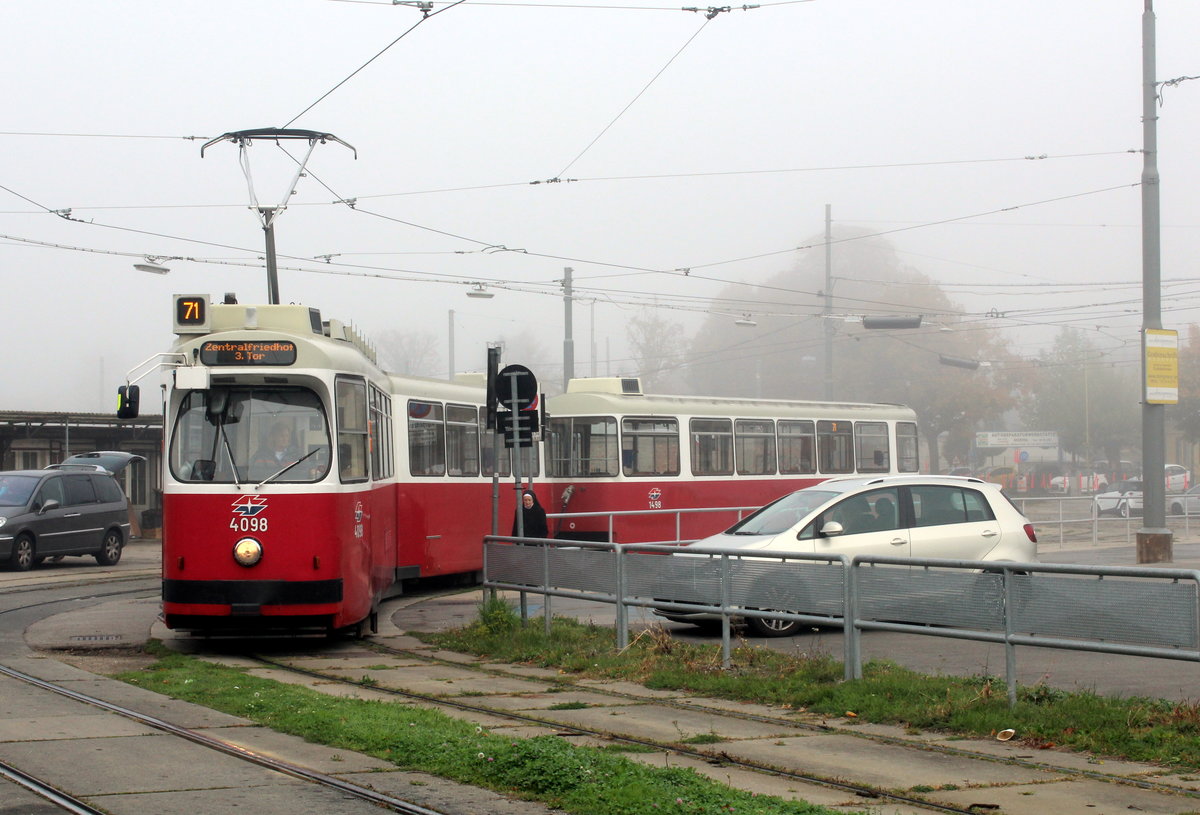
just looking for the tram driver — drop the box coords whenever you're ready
[251,422,300,477]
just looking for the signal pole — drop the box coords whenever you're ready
[562,267,575,390]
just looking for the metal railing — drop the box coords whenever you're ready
[547,496,1200,549]
[546,505,756,544]
[981,495,1200,547]
[483,536,1200,708]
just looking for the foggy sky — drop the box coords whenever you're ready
[2,1,1197,412]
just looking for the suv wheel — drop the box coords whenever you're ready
[10,534,35,571]
[95,530,123,566]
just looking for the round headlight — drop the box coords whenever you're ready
[232,537,263,567]
[0,517,7,529]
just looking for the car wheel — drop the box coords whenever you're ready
[95,530,123,566]
[1171,502,1184,516]
[1119,501,1131,519]
[10,535,35,572]
[746,614,804,637]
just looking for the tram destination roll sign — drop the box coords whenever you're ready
[200,340,298,366]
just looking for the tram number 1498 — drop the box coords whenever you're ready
[230,517,268,532]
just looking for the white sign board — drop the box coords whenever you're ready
[975,431,1059,448]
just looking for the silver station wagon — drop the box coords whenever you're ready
[656,475,1038,636]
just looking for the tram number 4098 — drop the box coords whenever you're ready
[230,517,269,532]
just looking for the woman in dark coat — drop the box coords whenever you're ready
[513,490,549,539]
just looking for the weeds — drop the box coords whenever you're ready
[421,617,1200,769]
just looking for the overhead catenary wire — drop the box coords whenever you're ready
[552,16,716,180]
[281,0,470,128]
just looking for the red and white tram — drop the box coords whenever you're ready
[151,296,919,634]
[541,378,920,542]
[158,298,506,634]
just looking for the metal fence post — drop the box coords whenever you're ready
[845,557,861,680]
[615,543,628,650]
[720,554,732,668]
[543,540,552,636]
[1004,566,1017,709]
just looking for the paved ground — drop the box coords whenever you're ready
[6,537,1200,815]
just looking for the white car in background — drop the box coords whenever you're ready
[1164,464,1190,494]
[1168,484,1200,516]
[1093,480,1143,518]
[654,475,1039,636]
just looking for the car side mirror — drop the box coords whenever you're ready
[39,499,60,515]
[819,520,844,538]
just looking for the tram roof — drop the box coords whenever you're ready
[548,378,916,421]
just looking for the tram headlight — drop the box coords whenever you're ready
[232,537,263,567]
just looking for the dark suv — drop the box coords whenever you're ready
[0,468,131,570]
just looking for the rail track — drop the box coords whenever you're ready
[0,578,468,815]
[228,639,1200,815]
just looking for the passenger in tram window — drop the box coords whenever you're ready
[513,490,549,539]
[251,422,299,476]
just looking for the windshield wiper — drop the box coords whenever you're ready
[255,447,322,490]
[218,422,243,488]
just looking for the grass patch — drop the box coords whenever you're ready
[115,646,844,815]
[418,599,1200,770]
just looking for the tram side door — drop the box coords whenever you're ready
[336,376,374,566]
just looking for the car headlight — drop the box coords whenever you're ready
[0,517,6,529]
[232,537,263,567]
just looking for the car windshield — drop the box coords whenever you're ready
[169,387,331,484]
[1112,480,1142,492]
[0,474,40,507]
[724,489,838,536]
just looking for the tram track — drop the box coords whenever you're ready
[366,641,1200,802]
[0,577,475,815]
[249,646,1131,815]
[0,757,108,815]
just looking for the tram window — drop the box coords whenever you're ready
[690,418,733,476]
[337,378,369,482]
[897,422,920,473]
[778,420,815,474]
[816,420,853,474]
[735,419,776,476]
[446,404,480,477]
[545,416,618,477]
[408,400,445,477]
[169,387,330,484]
[369,384,394,480]
[854,421,890,473]
[621,418,680,477]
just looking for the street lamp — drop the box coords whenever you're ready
[133,257,171,274]
[466,283,495,299]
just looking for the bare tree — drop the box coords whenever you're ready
[627,309,685,393]
[376,329,441,377]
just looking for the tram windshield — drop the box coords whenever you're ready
[170,387,331,484]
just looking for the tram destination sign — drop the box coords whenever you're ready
[200,340,298,366]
